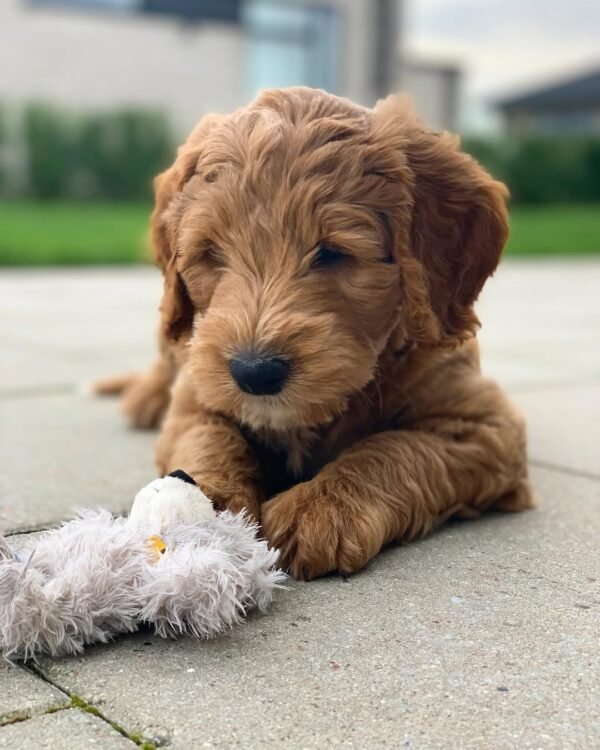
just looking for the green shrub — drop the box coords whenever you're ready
[463,135,600,205]
[22,103,174,201]
[23,103,78,199]
[461,137,513,185]
[581,139,600,200]
[0,104,4,192]
[508,138,595,204]
[78,110,173,200]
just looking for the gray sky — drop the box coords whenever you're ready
[405,0,600,130]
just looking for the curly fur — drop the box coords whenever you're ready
[102,87,535,580]
[0,509,284,660]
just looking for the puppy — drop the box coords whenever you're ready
[107,87,534,580]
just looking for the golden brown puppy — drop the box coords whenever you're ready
[109,87,534,580]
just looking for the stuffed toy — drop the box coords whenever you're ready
[0,470,285,660]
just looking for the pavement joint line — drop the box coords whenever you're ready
[22,663,157,749]
[5,523,67,537]
[0,383,76,400]
[490,562,600,605]
[530,458,600,483]
[0,662,72,728]
[6,511,128,538]
[506,376,600,394]
[0,702,72,728]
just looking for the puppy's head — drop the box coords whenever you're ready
[154,88,507,431]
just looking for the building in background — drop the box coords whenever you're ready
[1,0,396,134]
[498,67,600,137]
[0,0,460,135]
[400,58,460,132]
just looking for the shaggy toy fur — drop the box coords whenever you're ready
[0,476,284,659]
[97,87,534,580]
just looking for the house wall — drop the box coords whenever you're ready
[400,60,460,131]
[0,1,244,134]
[0,0,402,135]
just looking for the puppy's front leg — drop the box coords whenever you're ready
[262,422,533,580]
[156,375,263,520]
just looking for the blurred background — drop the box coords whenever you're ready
[0,0,599,264]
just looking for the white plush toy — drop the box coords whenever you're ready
[129,470,219,529]
[0,471,285,660]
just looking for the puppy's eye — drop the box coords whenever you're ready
[202,244,225,267]
[311,244,346,269]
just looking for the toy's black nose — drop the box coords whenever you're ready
[229,352,290,395]
[168,469,196,486]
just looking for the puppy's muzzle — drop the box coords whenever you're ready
[229,352,290,396]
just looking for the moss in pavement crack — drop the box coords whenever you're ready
[0,701,70,727]
[21,663,157,750]
[69,693,157,750]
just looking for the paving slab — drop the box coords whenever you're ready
[0,661,70,725]
[513,384,600,477]
[0,268,161,391]
[0,394,156,533]
[35,466,600,750]
[478,258,600,391]
[0,708,136,749]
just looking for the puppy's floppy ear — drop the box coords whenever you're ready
[375,96,509,347]
[151,113,224,342]
[151,164,194,342]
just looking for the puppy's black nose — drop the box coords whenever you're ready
[229,352,290,395]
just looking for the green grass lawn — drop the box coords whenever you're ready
[0,201,599,265]
[0,201,151,265]
[507,204,600,255]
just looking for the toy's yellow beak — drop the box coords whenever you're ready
[147,535,167,560]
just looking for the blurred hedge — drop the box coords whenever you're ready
[463,136,600,205]
[6,102,600,206]
[22,103,174,201]
[0,105,5,192]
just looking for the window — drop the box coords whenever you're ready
[29,0,242,22]
[243,1,339,96]
[142,1,241,23]
[30,0,140,10]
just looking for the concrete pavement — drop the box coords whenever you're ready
[1,260,599,749]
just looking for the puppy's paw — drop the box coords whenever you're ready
[492,479,538,512]
[261,482,377,580]
[209,488,261,522]
[91,371,138,396]
[121,373,171,430]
